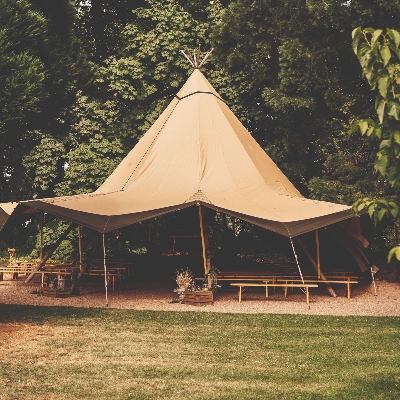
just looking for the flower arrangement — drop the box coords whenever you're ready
[174,267,194,290]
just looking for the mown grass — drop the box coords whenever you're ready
[0,304,399,399]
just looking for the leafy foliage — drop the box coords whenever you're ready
[0,0,93,201]
[0,0,48,200]
[352,27,400,261]
[53,0,226,200]
[212,0,400,192]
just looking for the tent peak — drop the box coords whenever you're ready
[181,45,214,69]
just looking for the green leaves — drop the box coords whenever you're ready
[380,45,391,66]
[351,26,363,54]
[353,27,400,238]
[54,134,124,196]
[387,29,400,49]
[388,245,400,262]
[353,197,399,227]
[0,0,94,202]
[388,102,400,120]
[22,135,65,193]
[371,29,383,47]
[376,99,386,123]
[378,75,390,98]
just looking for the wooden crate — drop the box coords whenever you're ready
[183,290,213,306]
[41,287,71,298]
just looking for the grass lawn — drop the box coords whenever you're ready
[0,304,399,399]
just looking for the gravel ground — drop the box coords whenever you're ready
[0,276,399,316]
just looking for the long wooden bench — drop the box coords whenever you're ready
[265,279,358,300]
[86,271,124,291]
[0,265,35,280]
[230,282,318,304]
[91,259,134,276]
[215,271,358,300]
[13,263,78,290]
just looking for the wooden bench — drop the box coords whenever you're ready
[46,259,74,265]
[213,272,359,300]
[230,283,318,304]
[0,265,36,280]
[266,279,358,300]
[91,259,133,276]
[86,271,124,291]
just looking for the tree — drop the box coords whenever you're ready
[352,27,400,262]
[56,0,226,198]
[211,0,400,193]
[0,0,48,201]
[0,0,93,202]
[75,0,149,63]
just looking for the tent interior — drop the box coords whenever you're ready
[0,202,371,294]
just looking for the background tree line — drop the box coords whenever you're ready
[0,0,399,276]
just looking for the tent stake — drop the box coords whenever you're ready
[103,233,108,307]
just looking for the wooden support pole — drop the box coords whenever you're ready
[40,212,43,261]
[103,233,108,307]
[77,237,98,280]
[198,204,208,275]
[25,224,74,283]
[78,225,83,271]
[316,229,321,279]
[296,237,337,298]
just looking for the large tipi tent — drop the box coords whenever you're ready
[1,67,369,271]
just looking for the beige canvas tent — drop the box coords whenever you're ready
[19,70,355,233]
[1,68,369,272]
